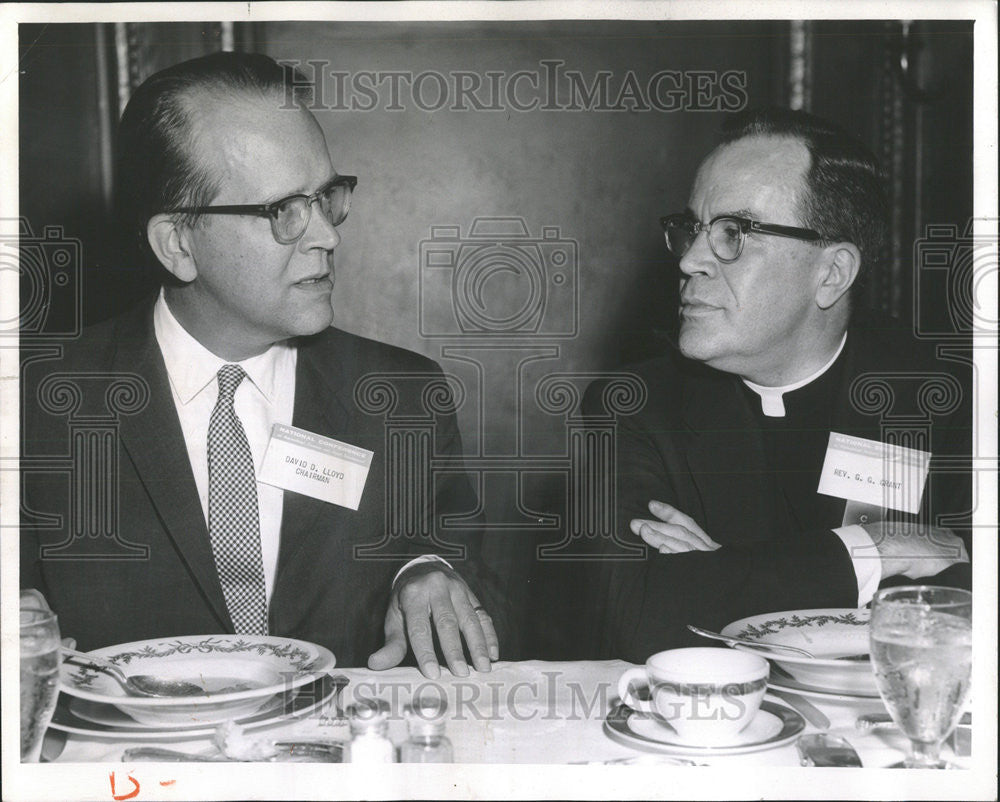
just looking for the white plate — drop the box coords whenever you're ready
[49,674,345,741]
[70,692,287,730]
[721,609,876,695]
[604,701,805,756]
[767,674,884,704]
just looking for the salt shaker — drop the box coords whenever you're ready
[400,697,453,763]
[346,700,395,763]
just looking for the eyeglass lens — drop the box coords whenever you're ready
[665,217,742,262]
[273,182,353,243]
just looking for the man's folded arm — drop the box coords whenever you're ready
[601,526,859,663]
[588,384,860,662]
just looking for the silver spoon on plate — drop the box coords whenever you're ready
[686,625,816,657]
[62,647,205,698]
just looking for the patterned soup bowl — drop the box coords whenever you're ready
[721,609,877,695]
[59,634,335,725]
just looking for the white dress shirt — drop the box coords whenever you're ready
[741,333,881,606]
[153,291,295,601]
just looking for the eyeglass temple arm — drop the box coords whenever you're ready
[747,220,825,241]
[166,205,271,215]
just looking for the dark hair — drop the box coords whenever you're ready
[115,51,312,265]
[719,107,888,303]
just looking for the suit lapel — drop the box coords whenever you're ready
[274,335,354,584]
[679,367,773,542]
[110,305,231,630]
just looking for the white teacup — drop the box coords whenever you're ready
[618,647,770,744]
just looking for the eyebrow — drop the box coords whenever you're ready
[684,206,757,221]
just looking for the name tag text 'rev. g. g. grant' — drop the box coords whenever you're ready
[816,432,930,515]
[259,423,373,510]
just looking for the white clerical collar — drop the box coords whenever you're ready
[742,332,848,418]
[153,289,294,406]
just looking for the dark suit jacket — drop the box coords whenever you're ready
[584,319,972,662]
[21,301,492,666]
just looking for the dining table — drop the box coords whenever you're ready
[46,659,970,768]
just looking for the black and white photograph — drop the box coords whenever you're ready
[2,2,996,800]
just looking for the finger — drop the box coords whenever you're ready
[648,501,720,548]
[637,522,699,553]
[60,637,77,651]
[367,604,407,671]
[450,588,492,673]
[426,590,470,678]
[397,593,443,679]
[633,519,716,552]
[471,597,500,662]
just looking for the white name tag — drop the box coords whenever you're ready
[816,432,930,515]
[259,423,373,510]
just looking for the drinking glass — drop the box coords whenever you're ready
[869,585,972,769]
[20,601,61,762]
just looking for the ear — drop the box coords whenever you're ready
[147,214,198,283]
[814,242,861,310]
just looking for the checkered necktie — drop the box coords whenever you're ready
[207,364,268,635]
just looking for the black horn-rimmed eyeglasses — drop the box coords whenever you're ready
[165,175,358,245]
[660,212,830,263]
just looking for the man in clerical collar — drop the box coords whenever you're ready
[589,107,971,661]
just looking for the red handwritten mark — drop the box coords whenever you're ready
[159,780,176,787]
[109,770,140,800]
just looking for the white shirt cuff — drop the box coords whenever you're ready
[392,555,453,587]
[833,524,882,607]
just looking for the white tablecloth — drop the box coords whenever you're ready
[51,660,960,767]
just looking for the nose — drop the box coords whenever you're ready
[677,227,716,278]
[298,200,341,252]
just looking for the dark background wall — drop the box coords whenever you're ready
[18,20,974,658]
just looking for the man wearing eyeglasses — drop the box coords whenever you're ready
[588,108,971,660]
[21,52,499,679]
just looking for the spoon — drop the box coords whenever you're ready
[796,734,863,767]
[686,625,815,658]
[62,647,204,698]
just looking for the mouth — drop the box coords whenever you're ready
[680,300,722,316]
[295,274,332,288]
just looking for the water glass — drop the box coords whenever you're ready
[869,585,972,769]
[20,603,61,762]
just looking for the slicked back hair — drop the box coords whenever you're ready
[115,51,312,267]
[719,107,888,305]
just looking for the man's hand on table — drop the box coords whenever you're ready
[865,521,969,579]
[631,500,722,554]
[368,562,499,679]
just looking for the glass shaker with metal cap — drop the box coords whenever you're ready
[400,697,453,763]
[346,699,395,763]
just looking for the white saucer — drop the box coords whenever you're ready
[604,700,804,756]
[49,674,345,741]
[767,674,883,703]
